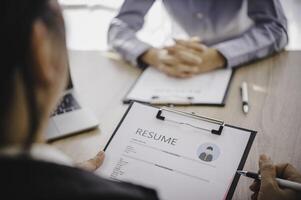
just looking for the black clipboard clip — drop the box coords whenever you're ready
[151,96,194,100]
[150,95,194,105]
[156,108,225,135]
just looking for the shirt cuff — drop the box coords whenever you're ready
[137,52,149,69]
[123,40,152,69]
[212,42,247,69]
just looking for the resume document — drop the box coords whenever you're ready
[98,103,255,200]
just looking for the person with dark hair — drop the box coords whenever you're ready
[0,1,300,200]
[0,0,158,199]
[108,0,288,78]
[199,146,214,162]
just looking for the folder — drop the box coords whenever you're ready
[124,67,234,106]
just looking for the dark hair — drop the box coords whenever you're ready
[206,146,213,151]
[0,0,61,150]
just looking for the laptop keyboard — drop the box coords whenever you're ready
[51,93,81,117]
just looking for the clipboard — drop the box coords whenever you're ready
[100,102,256,200]
[123,67,234,106]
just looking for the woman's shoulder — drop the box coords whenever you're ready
[0,156,159,200]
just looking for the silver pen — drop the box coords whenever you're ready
[240,82,249,114]
[237,170,301,191]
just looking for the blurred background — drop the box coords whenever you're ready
[59,0,301,51]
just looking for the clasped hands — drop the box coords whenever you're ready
[141,37,226,78]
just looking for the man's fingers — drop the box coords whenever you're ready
[173,36,201,43]
[189,36,202,43]
[259,154,276,180]
[166,46,202,65]
[165,70,193,78]
[256,156,300,200]
[166,44,189,55]
[174,38,207,52]
[158,64,180,77]
[157,47,203,77]
[158,64,194,78]
[250,180,260,192]
[275,163,301,182]
[162,46,203,71]
[160,54,179,66]
[174,72,194,78]
[259,154,280,191]
[251,192,258,200]
[175,64,199,73]
[158,50,200,70]
[280,188,300,199]
[177,51,203,65]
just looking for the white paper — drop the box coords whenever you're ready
[125,67,233,105]
[98,103,252,200]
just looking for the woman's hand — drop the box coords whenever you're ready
[249,154,301,200]
[76,150,105,172]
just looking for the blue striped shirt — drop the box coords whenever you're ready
[108,0,288,68]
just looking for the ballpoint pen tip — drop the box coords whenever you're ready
[236,170,245,175]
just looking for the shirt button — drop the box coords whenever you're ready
[195,12,203,20]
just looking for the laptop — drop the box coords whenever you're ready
[46,69,99,141]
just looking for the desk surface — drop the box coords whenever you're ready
[51,50,301,199]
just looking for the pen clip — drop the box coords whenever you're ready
[156,109,224,135]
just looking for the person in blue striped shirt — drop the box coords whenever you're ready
[108,0,288,78]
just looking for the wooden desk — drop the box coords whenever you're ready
[51,50,301,199]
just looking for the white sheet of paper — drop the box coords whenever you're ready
[125,67,233,105]
[98,103,254,200]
